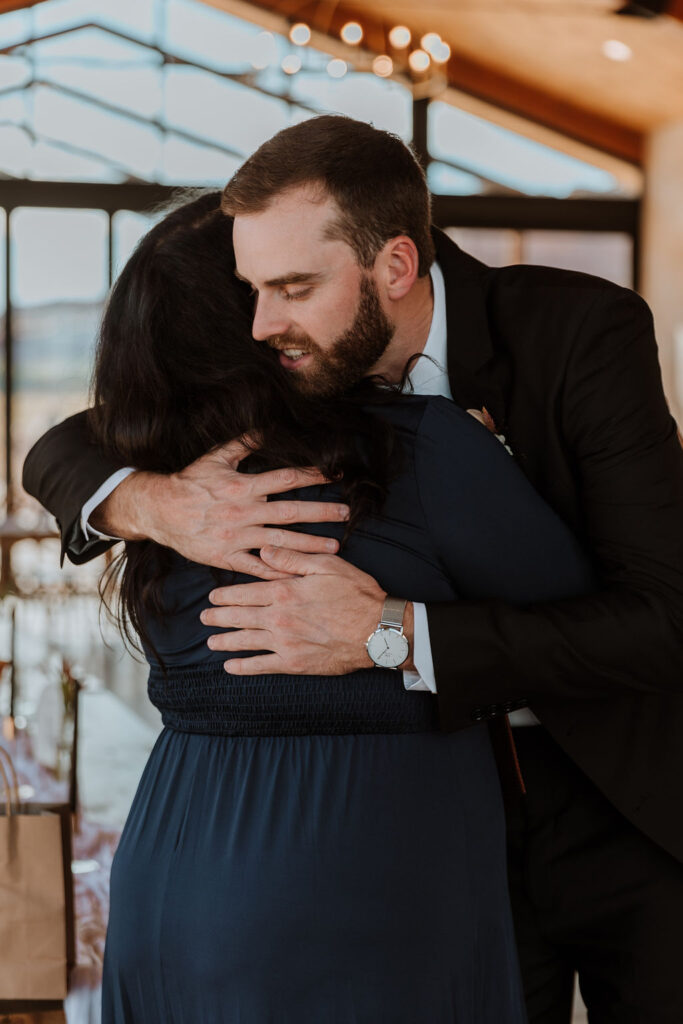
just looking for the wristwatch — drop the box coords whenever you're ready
[366,596,410,670]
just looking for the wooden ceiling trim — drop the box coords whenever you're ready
[0,0,50,13]
[244,0,643,164]
[439,50,643,165]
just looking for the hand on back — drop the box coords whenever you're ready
[92,436,350,579]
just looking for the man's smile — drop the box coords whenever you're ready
[278,350,313,369]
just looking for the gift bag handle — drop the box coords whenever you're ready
[0,756,13,817]
[0,744,20,811]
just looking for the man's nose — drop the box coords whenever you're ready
[252,294,290,342]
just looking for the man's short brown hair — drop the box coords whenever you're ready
[221,115,435,277]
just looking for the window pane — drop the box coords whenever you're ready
[522,231,633,287]
[12,208,109,522]
[428,162,484,196]
[289,73,412,140]
[430,102,620,198]
[33,84,162,180]
[445,228,522,268]
[92,0,157,43]
[0,9,30,49]
[161,135,241,185]
[163,0,263,71]
[445,227,632,287]
[112,209,162,277]
[164,67,288,157]
[0,209,6,516]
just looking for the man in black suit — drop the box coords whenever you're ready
[24,117,683,1023]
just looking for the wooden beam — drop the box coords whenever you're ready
[0,0,50,13]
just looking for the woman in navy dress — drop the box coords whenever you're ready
[95,193,595,1023]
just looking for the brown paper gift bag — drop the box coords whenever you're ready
[0,746,73,1001]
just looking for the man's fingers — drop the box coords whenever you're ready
[209,580,287,607]
[229,552,291,580]
[208,630,269,652]
[213,433,261,468]
[260,528,340,555]
[268,499,350,525]
[251,466,338,498]
[260,546,339,576]
[224,654,283,675]
[201,605,265,629]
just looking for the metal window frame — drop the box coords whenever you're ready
[0,92,641,515]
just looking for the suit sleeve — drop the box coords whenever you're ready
[426,289,683,730]
[22,410,125,566]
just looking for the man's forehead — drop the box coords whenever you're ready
[232,192,349,282]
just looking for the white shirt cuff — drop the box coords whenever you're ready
[402,602,437,693]
[80,467,136,541]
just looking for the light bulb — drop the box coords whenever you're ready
[432,41,451,64]
[327,58,348,78]
[250,31,277,70]
[341,22,363,45]
[421,32,441,55]
[408,49,430,73]
[372,54,393,78]
[389,25,411,49]
[602,39,632,62]
[282,54,302,74]
[289,23,311,46]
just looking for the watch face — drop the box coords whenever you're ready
[367,627,410,668]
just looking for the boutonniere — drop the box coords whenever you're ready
[466,407,514,456]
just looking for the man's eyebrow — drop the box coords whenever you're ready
[265,271,323,287]
[235,270,324,288]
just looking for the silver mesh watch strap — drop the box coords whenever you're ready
[379,597,407,630]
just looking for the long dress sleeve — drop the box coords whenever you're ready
[415,397,597,606]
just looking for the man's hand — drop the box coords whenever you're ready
[200,546,415,675]
[89,438,350,578]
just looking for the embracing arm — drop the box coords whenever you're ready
[22,410,126,565]
[22,410,350,574]
[427,289,683,730]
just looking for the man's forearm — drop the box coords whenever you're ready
[89,470,160,541]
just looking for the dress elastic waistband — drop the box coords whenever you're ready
[147,662,439,736]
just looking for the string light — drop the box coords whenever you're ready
[432,41,451,64]
[408,49,430,73]
[250,31,277,70]
[341,21,363,45]
[372,54,393,78]
[389,25,411,49]
[289,23,311,46]
[282,54,302,74]
[327,58,348,78]
[421,32,442,55]
[602,39,632,61]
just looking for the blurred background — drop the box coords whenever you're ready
[1,0,682,1017]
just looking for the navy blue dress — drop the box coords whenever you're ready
[101,396,595,1023]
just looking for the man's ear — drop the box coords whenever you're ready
[375,236,420,302]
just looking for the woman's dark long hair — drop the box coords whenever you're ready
[89,191,399,656]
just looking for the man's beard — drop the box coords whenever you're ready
[267,275,395,398]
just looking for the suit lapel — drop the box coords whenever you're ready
[433,228,509,435]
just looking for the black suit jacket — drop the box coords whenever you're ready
[22,229,683,862]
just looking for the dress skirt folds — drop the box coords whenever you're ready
[102,668,527,1024]
[101,396,596,1022]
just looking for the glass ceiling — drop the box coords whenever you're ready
[0,0,628,196]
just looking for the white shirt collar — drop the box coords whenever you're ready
[405,261,452,400]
